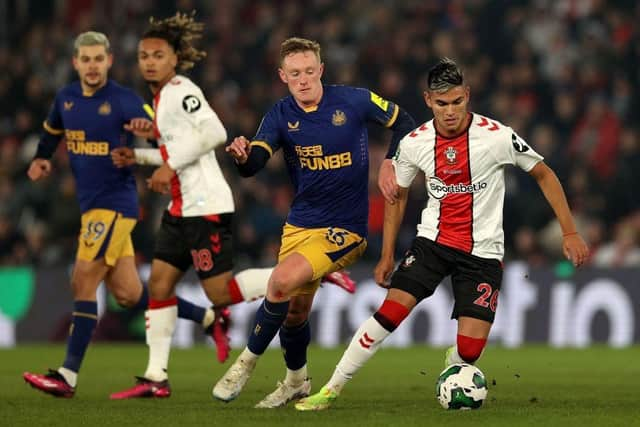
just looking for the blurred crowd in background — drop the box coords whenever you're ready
[1,0,639,270]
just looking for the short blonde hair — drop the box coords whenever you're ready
[73,31,111,56]
[280,37,321,65]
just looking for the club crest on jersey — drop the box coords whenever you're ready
[64,101,74,111]
[182,95,201,113]
[98,102,111,115]
[445,146,457,164]
[288,121,300,132]
[332,110,347,126]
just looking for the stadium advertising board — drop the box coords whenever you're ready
[5,263,639,347]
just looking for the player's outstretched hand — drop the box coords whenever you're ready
[27,159,52,181]
[374,256,395,288]
[378,159,399,205]
[124,118,155,139]
[225,136,251,164]
[111,147,135,168]
[562,233,589,267]
[147,163,175,194]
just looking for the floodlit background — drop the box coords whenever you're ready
[0,0,638,347]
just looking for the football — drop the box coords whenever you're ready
[436,363,488,409]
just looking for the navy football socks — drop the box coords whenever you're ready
[279,320,311,370]
[62,300,97,373]
[247,299,290,355]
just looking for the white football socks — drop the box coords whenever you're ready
[284,364,307,387]
[202,307,215,329]
[234,268,273,301]
[326,316,391,394]
[144,305,177,382]
[58,367,78,388]
[239,347,259,364]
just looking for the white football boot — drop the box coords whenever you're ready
[212,352,257,402]
[254,378,312,408]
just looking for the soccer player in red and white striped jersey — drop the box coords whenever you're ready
[296,57,589,411]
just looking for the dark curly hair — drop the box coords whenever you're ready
[142,10,206,72]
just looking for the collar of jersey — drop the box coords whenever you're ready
[434,112,474,140]
[77,80,110,97]
[294,84,328,113]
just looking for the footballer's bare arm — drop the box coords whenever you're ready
[528,161,589,267]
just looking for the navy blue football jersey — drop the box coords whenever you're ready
[252,85,398,236]
[42,80,151,218]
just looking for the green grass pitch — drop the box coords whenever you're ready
[1,345,639,426]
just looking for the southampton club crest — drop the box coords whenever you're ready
[445,146,457,165]
[402,253,416,268]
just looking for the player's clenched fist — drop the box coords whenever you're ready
[111,147,136,168]
[147,163,174,194]
[124,118,155,139]
[225,136,251,164]
[373,256,394,288]
[27,159,52,181]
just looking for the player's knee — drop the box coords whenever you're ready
[268,271,294,298]
[111,287,139,308]
[456,335,486,364]
[70,276,95,300]
[269,262,311,298]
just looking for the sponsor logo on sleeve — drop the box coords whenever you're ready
[512,133,530,153]
[182,95,201,113]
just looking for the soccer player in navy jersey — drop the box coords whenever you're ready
[22,31,218,398]
[213,37,416,408]
[295,58,589,410]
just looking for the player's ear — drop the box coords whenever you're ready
[318,62,324,78]
[107,53,114,68]
[71,56,79,71]
[423,91,432,108]
[278,68,287,84]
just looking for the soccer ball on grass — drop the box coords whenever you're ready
[436,363,488,409]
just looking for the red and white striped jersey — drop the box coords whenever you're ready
[393,113,543,260]
[149,75,234,217]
